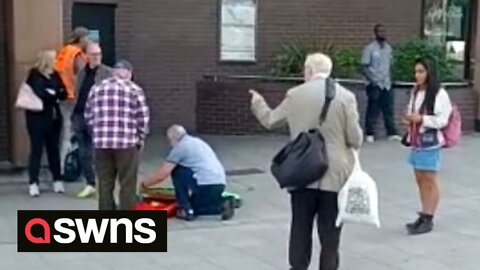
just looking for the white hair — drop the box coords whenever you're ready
[86,42,102,54]
[167,125,187,142]
[304,53,333,77]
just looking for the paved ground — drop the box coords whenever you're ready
[1,135,479,270]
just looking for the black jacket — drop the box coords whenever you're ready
[25,68,67,122]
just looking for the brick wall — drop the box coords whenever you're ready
[0,0,9,160]
[128,0,422,134]
[64,0,422,134]
[197,79,289,135]
[255,0,422,71]
[196,79,477,135]
[129,0,217,133]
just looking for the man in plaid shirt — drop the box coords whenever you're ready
[85,60,149,210]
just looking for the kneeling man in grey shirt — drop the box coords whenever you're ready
[141,125,235,221]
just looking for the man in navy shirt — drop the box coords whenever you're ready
[141,125,235,221]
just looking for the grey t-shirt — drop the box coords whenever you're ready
[167,135,226,186]
[361,41,392,90]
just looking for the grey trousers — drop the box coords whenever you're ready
[60,102,75,172]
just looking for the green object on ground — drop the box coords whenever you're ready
[222,191,240,200]
[143,187,243,208]
[146,187,175,195]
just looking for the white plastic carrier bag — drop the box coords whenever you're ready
[336,150,380,228]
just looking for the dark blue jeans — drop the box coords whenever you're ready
[72,114,96,186]
[365,84,398,137]
[171,166,225,216]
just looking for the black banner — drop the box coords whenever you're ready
[18,210,167,252]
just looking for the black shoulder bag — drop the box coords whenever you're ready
[271,77,336,189]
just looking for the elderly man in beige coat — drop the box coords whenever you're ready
[250,53,363,270]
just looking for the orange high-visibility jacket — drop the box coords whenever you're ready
[54,44,86,100]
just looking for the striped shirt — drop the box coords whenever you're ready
[84,77,149,149]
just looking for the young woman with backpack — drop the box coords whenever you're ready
[403,57,459,235]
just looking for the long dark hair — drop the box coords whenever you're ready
[415,58,440,115]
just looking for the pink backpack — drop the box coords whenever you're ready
[442,105,462,148]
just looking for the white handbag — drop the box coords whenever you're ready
[15,82,43,111]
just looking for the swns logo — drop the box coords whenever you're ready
[18,210,167,252]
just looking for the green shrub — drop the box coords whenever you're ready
[392,39,455,81]
[271,39,458,81]
[270,43,309,77]
[270,42,334,77]
[331,47,361,78]
[270,43,359,78]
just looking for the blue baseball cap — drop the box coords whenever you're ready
[114,59,133,71]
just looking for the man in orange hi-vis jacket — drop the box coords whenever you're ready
[55,26,90,174]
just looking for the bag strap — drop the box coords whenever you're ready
[319,77,336,126]
[352,150,362,172]
[409,87,427,147]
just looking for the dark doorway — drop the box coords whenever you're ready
[72,3,116,66]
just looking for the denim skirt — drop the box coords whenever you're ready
[409,148,441,172]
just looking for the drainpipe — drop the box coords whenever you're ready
[3,0,15,167]
[474,0,480,132]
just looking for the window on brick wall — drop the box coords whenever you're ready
[422,0,476,80]
[220,0,256,62]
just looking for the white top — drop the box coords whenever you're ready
[407,88,453,146]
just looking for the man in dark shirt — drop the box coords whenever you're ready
[72,42,111,198]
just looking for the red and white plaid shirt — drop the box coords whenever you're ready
[84,77,150,149]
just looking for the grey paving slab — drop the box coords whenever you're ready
[342,253,403,270]
[0,244,51,269]
[396,258,452,270]
[41,253,111,270]
[430,244,480,270]
[0,135,479,270]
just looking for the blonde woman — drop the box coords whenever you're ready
[25,50,67,197]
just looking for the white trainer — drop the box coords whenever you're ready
[366,136,375,144]
[29,184,40,197]
[76,185,96,198]
[53,181,65,194]
[388,135,402,142]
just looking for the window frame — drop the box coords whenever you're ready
[421,0,475,80]
[217,0,258,64]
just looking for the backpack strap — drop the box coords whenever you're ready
[319,77,336,126]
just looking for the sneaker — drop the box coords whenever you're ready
[221,197,235,221]
[366,136,375,144]
[176,209,196,221]
[388,135,402,142]
[53,181,65,194]
[29,184,40,197]
[76,185,96,198]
